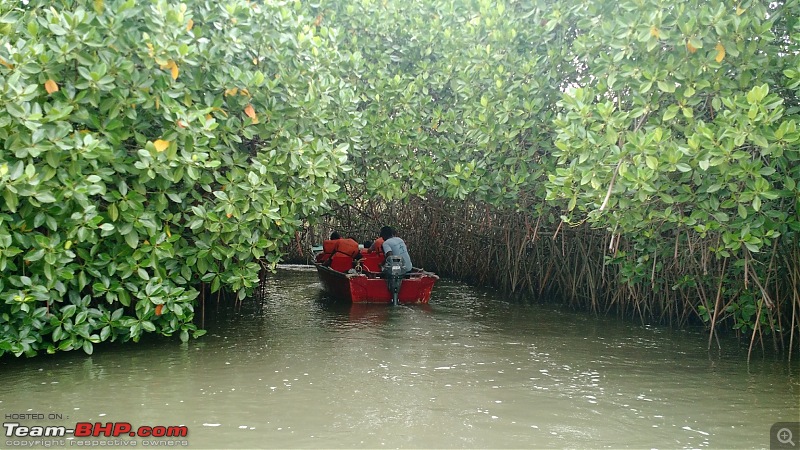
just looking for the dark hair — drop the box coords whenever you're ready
[379,226,394,240]
[330,232,341,240]
[363,240,373,248]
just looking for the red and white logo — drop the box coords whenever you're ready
[4,421,188,438]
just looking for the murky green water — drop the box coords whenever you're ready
[1,266,798,449]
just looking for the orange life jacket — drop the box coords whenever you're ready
[317,239,339,262]
[334,238,360,258]
[369,237,385,254]
[322,240,338,254]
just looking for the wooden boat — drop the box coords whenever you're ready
[313,249,438,304]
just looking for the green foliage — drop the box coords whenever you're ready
[2,0,797,356]
[543,0,799,335]
[0,0,353,356]
[548,0,798,246]
[316,0,563,208]
[319,0,799,338]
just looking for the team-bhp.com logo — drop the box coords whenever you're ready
[4,421,188,438]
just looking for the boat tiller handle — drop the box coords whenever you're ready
[383,255,404,306]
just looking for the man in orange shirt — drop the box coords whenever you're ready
[368,236,385,254]
[317,232,360,263]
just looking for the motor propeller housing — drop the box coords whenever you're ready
[383,255,405,305]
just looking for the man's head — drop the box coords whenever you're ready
[379,226,394,240]
[330,232,341,240]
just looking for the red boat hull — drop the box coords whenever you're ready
[314,263,438,304]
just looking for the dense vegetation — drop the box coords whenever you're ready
[0,0,353,355]
[304,0,800,358]
[1,0,797,357]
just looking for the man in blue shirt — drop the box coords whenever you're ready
[379,226,412,274]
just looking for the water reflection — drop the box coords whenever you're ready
[0,267,797,449]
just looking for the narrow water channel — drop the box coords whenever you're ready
[1,266,798,449]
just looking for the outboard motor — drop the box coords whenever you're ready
[383,255,405,306]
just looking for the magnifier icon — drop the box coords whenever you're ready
[778,428,796,446]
